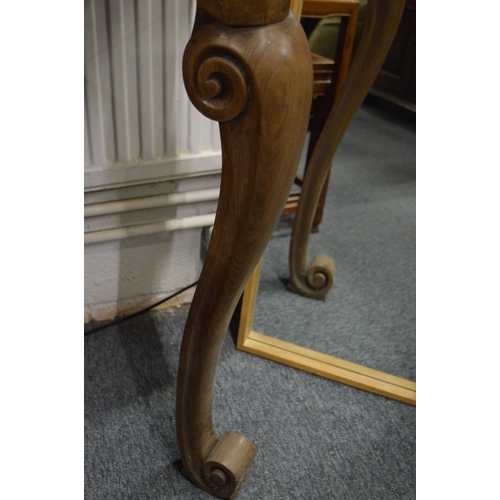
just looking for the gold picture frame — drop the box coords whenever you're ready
[237,258,416,406]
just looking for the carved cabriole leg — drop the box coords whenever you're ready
[176,7,313,499]
[287,0,406,300]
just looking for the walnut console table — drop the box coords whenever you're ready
[176,0,406,498]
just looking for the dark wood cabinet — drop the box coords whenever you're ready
[370,2,415,111]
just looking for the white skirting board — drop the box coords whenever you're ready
[84,176,219,323]
[84,223,212,323]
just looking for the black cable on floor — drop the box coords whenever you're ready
[84,281,199,337]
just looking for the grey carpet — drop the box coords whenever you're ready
[255,94,416,381]
[85,95,416,499]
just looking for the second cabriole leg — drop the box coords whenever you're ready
[288,0,406,300]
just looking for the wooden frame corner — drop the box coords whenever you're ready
[237,257,416,406]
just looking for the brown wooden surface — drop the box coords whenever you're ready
[312,52,334,97]
[197,0,289,25]
[302,0,360,17]
[176,6,313,499]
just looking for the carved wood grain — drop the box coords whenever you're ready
[176,7,313,499]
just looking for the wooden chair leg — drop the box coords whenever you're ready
[288,0,406,300]
[311,169,331,233]
[176,5,313,499]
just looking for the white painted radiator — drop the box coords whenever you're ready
[84,0,221,191]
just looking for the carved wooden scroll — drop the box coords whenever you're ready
[176,2,313,498]
[287,0,406,300]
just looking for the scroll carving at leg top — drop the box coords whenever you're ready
[176,5,313,499]
[288,0,406,300]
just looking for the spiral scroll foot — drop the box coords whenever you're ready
[182,432,257,500]
[288,253,336,300]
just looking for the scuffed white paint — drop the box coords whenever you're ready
[84,227,206,323]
